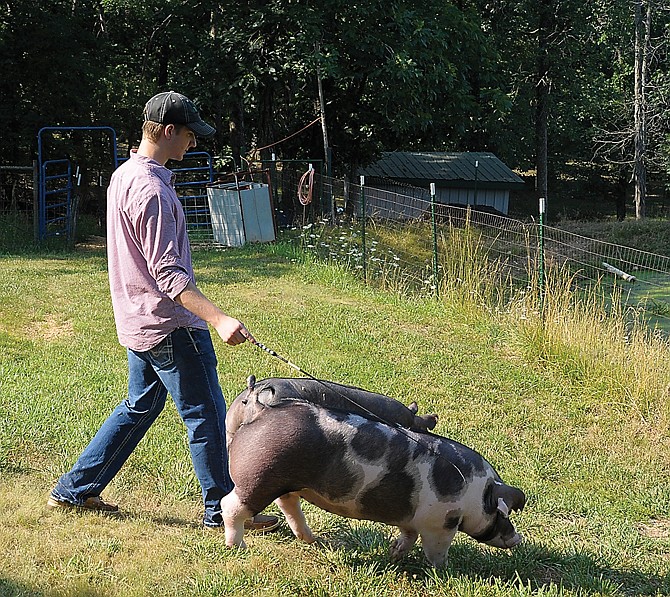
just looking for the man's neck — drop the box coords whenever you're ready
[137,138,169,166]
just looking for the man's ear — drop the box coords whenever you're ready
[164,124,176,139]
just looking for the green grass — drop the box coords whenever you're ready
[1,241,669,596]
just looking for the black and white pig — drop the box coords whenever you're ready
[221,377,526,567]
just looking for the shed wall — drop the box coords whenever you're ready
[436,188,509,214]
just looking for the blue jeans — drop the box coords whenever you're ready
[52,327,234,526]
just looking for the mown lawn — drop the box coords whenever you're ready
[0,243,669,596]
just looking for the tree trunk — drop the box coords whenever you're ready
[316,56,334,222]
[157,42,169,88]
[615,170,628,221]
[633,0,649,220]
[316,45,330,177]
[257,78,275,164]
[228,87,246,171]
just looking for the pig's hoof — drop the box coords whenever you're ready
[389,539,410,562]
[303,536,317,545]
[390,529,418,562]
[224,539,248,549]
[389,545,407,563]
[295,531,317,544]
[407,402,439,431]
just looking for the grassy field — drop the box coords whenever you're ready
[1,241,669,596]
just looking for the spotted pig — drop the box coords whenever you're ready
[221,377,526,567]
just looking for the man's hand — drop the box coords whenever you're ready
[175,281,256,346]
[213,315,256,346]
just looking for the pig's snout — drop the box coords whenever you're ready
[485,531,523,550]
[506,532,523,548]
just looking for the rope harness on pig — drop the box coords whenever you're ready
[250,340,468,485]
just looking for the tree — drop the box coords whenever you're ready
[591,0,670,220]
[2,0,669,218]
[534,0,553,205]
[303,0,499,175]
[633,0,650,219]
[0,0,106,161]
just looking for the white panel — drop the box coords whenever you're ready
[207,185,245,246]
[239,185,275,243]
[437,188,509,215]
[207,183,275,246]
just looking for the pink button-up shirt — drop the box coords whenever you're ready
[107,152,206,351]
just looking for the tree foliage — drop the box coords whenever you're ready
[1,0,669,209]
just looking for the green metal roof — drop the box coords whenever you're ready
[359,151,525,190]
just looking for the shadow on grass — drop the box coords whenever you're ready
[445,540,666,596]
[319,523,668,596]
[192,248,297,287]
[0,578,44,597]
[0,242,299,288]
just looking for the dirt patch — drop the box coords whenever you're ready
[637,519,670,539]
[28,314,74,341]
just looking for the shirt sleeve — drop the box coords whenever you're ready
[133,191,193,300]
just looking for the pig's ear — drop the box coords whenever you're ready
[497,497,510,518]
[493,482,526,514]
[257,386,278,407]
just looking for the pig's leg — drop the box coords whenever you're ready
[389,528,418,562]
[420,527,458,567]
[275,492,316,543]
[220,489,254,548]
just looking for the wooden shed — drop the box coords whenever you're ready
[358,151,525,216]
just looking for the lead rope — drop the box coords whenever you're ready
[250,340,466,483]
[252,340,403,427]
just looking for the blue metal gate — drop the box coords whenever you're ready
[37,127,215,243]
[118,150,216,239]
[39,158,74,241]
[37,126,118,242]
[172,151,215,237]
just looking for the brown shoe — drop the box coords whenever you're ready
[47,495,119,513]
[244,513,280,532]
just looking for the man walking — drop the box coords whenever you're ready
[48,91,278,532]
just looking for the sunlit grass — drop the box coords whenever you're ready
[1,240,669,596]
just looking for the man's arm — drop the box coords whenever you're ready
[175,281,255,346]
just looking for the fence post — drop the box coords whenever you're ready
[430,182,439,297]
[539,196,546,317]
[473,160,479,207]
[32,160,39,243]
[360,175,367,283]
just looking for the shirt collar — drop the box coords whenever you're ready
[129,150,176,186]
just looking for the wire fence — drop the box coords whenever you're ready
[0,165,38,250]
[3,159,670,332]
[276,167,670,334]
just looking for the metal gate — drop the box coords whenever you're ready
[172,151,215,241]
[37,127,216,244]
[39,158,74,241]
[116,150,215,243]
[37,126,118,242]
